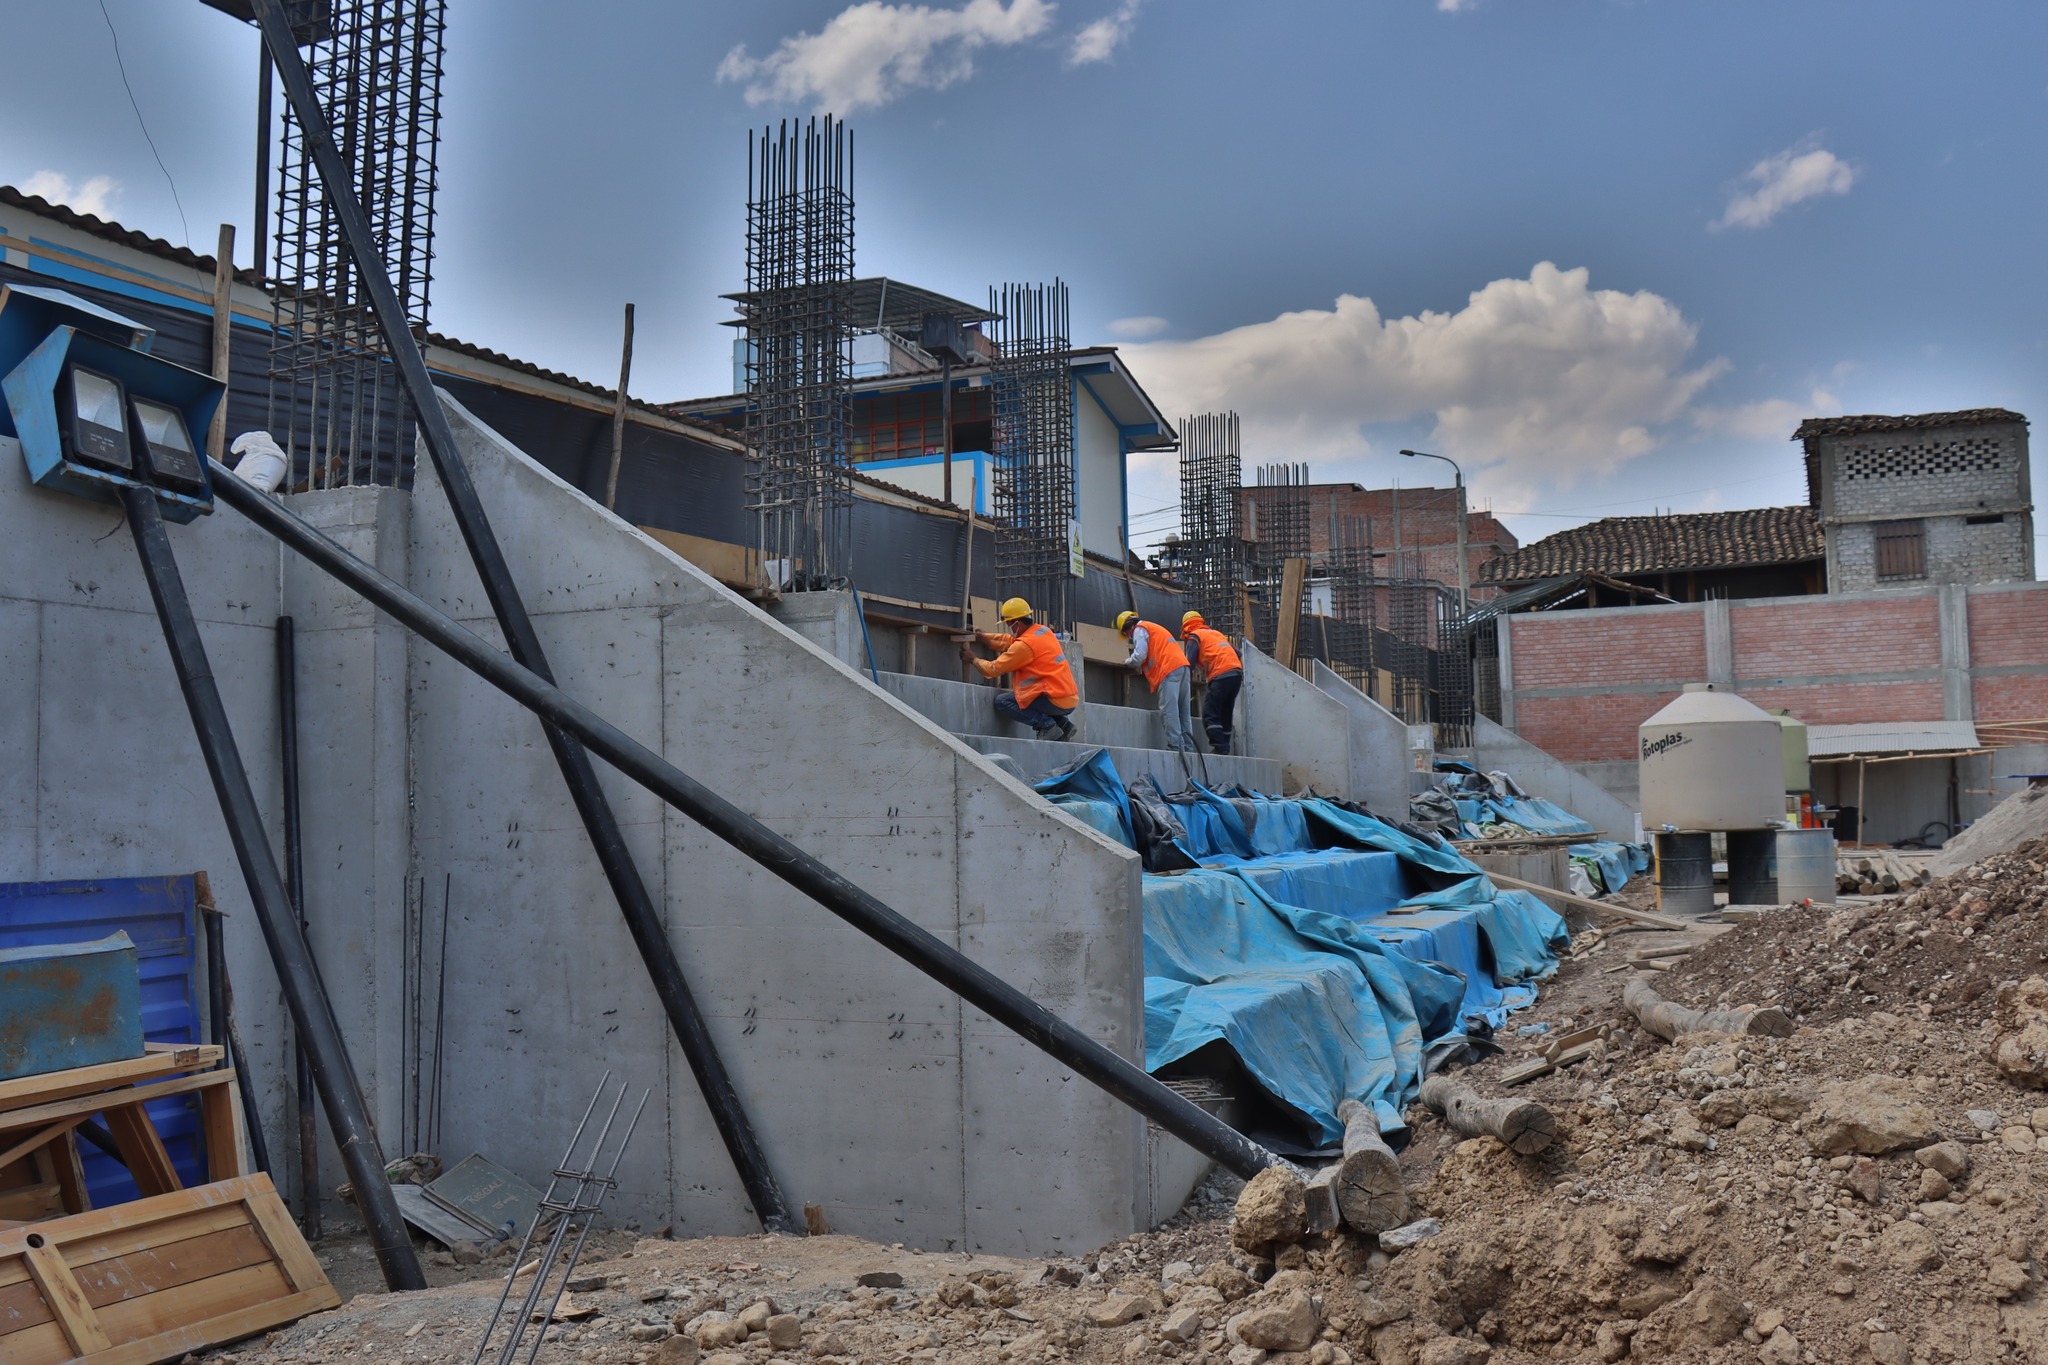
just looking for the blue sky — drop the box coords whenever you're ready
[3,1,2043,560]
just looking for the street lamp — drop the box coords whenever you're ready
[1398,449,1468,621]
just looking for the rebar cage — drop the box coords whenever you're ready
[1177,412,1244,637]
[988,281,1076,630]
[741,117,854,591]
[267,0,445,491]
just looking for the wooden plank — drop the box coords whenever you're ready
[1273,555,1308,668]
[72,1226,272,1308]
[239,1186,329,1295]
[0,1176,268,1254]
[0,1049,218,1116]
[23,1239,113,1356]
[44,1204,250,1280]
[93,1260,291,1345]
[50,1133,89,1216]
[0,1271,56,1331]
[0,1183,63,1221]
[0,1118,89,1176]
[0,1319,71,1365]
[1480,870,1689,930]
[88,1285,338,1365]
[197,1085,242,1184]
[102,1107,181,1198]
[0,1071,233,1133]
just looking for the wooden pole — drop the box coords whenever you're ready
[1480,869,1687,930]
[603,302,635,511]
[1419,1075,1554,1154]
[208,224,236,463]
[1856,758,1866,846]
[1623,978,1792,1041]
[1273,555,1307,669]
[1332,1098,1407,1232]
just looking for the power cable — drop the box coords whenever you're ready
[97,0,190,248]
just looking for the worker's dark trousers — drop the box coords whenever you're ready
[1202,670,1243,754]
[995,691,1073,735]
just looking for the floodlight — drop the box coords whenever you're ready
[129,394,205,493]
[62,365,132,473]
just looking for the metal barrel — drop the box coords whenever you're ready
[1653,831,1715,916]
[1774,828,1838,906]
[1725,829,1778,906]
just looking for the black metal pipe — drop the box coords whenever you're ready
[123,486,423,1291]
[203,904,273,1177]
[247,0,795,1235]
[77,1119,125,1166]
[208,464,1287,1182]
[277,617,322,1237]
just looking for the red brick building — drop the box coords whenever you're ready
[1237,483,1517,598]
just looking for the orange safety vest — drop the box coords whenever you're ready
[1136,619,1190,693]
[1182,625,1242,679]
[1008,624,1078,709]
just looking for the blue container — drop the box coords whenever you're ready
[0,930,147,1081]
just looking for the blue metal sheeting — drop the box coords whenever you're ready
[1033,755,1570,1144]
[0,875,207,1204]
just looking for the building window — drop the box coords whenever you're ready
[1873,519,1926,580]
[1965,513,2005,526]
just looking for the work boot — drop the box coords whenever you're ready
[1054,717,1076,741]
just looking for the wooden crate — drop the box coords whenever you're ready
[0,1173,338,1365]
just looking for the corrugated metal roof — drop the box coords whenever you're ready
[1807,721,1981,757]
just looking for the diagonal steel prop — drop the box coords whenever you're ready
[207,457,1288,1184]
[245,0,794,1233]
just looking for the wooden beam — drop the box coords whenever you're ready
[207,223,236,464]
[1273,556,1308,668]
[1480,870,1688,930]
[0,1047,220,1116]
[603,302,634,511]
[101,1107,180,1199]
[0,1070,234,1133]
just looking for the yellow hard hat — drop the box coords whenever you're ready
[999,597,1033,621]
[1115,610,1139,634]
[1181,610,1204,629]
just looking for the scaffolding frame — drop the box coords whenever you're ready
[1177,412,1244,637]
[740,117,855,591]
[267,0,445,490]
[989,281,1074,629]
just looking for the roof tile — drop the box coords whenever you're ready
[1478,506,1822,584]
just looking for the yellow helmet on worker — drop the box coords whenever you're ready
[1181,610,1204,630]
[999,597,1033,622]
[1114,610,1140,634]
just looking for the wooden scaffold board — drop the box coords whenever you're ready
[0,1173,338,1365]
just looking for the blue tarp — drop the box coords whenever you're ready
[1031,754,1571,1143]
[1569,840,1651,895]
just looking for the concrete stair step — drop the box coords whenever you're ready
[957,733,1285,794]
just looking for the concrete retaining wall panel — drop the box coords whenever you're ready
[1469,716,1639,840]
[1311,661,1413,819]
[1237,642,1351,796]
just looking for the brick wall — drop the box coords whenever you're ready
[1239,484,1516,596]
[1816,418,2035,591]
[1504,580,2048,761]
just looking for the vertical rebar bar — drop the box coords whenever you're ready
[1178,412,1243,636]
[989,280,1074,629]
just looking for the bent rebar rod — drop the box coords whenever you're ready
[208,460,1287,1182]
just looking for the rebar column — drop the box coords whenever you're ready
[989,280,1075,628]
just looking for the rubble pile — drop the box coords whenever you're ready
[1665,837,2048,1027]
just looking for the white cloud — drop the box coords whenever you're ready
[718,0,1054,112]
[20,170,119,219]
[1692,388,1841,441]
[1121,262,1726,505]
[1108,314,1168,339]
[1068,0,1142,65]
[1714,142,1856,231]
[1436,0,1475,11]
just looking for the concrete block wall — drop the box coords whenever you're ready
[0,408,1179,1255]
[1812,417,2034,591]
[1501,581,2048,764]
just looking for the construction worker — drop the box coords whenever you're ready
[1114,610,1196,753]
[1180,610,1244,755]
[960,598,1078,740]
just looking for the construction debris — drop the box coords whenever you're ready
[1622,978,1794,1041]
[1418,1076,1556,1155]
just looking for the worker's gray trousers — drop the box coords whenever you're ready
[1156,665,1196,753]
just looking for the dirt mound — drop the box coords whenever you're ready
[1932,785,2048,877]
[1661,836,2048,1027]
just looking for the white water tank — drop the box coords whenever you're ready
[1639,684,1784,831]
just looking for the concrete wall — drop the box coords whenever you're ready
[1311,661,1413,819]
[1233,642,1351,797]
[1467,716,1639,841]
[1812,418,2034,591]
[2,403,1173,1255]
